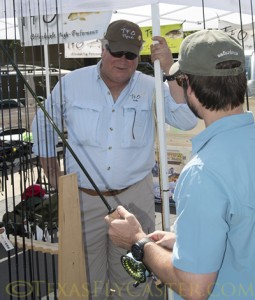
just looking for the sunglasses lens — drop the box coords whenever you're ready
[106,45,137,61]
[124,53,137,60]
[110,51,124,58]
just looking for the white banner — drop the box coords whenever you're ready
[64,23,184,58]
[219,20,255,51]
[19,11,112,46]
[65,40,102,58]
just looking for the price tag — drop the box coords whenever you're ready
[0,227,14,251]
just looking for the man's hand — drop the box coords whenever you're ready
[150,36,174,75]
[150,36,185,103]
[105,205,146,250]
[148,230,176,250]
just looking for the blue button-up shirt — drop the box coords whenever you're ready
[32,61,197,190]
[173,112,255,299]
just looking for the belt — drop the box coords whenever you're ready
[79,187,129,197]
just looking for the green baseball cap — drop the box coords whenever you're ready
[170,29,245,77]
[104,20,143,56]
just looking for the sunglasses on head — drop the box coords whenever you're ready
[175,73,188,87]
[105,45,138,61]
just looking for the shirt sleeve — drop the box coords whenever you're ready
[32,81,64,157]
[172,164,229,274]
[163,83,198,130]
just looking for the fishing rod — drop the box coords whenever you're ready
[0,42,115,215]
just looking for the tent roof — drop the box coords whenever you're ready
[0,0,253,39]
[1,0,254,18]
[110,3,253,31]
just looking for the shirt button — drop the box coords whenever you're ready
[107,167,111,170]
[108,146,112,150]
[112,109,115,112]
[108,91,111,95]
[109,127,113,131]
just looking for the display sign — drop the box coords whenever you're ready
[140,24,183,55]
[167,152,183,164]
[219,20,254,51]
[18,11,112,46]
[65,23,184,58]
[65,39,102,58]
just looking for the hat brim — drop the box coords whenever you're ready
[169,61,180,76]
[108,41,140,56]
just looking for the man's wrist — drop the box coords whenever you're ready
[131,237,154,261]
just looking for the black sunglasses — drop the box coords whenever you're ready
[105,45,138,61]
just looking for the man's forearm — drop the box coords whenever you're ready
[168,80,186,104]
[143,242,216,300]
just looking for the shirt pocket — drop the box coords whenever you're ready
[69,100,103,146]
[121,103,151,148]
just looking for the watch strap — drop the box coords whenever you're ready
[131,237,153,261]
[163,74,176,82]
[137,237,152,247]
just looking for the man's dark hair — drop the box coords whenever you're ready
[187,60,247,111]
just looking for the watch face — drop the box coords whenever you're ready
[131,243,143,261]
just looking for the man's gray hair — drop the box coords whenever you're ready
[101,39,109,49]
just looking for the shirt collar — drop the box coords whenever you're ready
[191,112,254,155]
[96,60,102,81]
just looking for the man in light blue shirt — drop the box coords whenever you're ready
[106,29,255,300]
[32,20,197,300]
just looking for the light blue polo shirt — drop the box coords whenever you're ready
[173,112,255,299]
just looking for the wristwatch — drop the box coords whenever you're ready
[163,74,176,82]
[131,237,153,261]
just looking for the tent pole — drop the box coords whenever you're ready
[151,4,173,300]
[44,44,51,97]
[151,3,171,233]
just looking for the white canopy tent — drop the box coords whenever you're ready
[1,0,254,18]
[111,4,253,30]
[1,1,254,33]
[1,1,254,39]
[1,0,254,233]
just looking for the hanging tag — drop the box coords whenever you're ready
[35,225,44,241]
[0,228,14,251]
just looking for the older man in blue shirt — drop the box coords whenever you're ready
[32,20,197,300]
